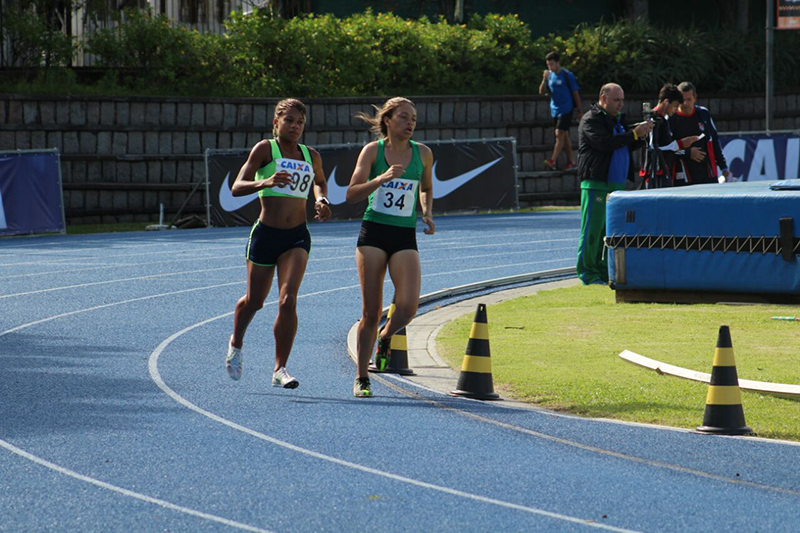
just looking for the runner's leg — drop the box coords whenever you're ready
[383,249,421,337]
[273,247,309,371]
[231,261,275,348]
[356,246,388,378]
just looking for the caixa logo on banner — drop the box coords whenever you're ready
[719,133,800,181]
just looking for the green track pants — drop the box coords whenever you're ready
[576,186,609,285]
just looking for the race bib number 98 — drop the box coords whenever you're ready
[371,178,418,217]
[273,158,315,199]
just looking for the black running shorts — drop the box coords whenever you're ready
[554,110,574,131]
[246,221,311,266]
[356,219,417,258]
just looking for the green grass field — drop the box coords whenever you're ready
[437,285,800,441]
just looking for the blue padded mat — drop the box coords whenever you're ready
[606,180,800,293]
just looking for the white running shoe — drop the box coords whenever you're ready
[272,367,299,389]
[226,344,243,381]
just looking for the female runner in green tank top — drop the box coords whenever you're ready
[225,98,331,389]
[346,97,435,397]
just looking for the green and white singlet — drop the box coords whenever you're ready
[362,139,423,229]
[256,139,314,200]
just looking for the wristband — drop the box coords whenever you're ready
[316,197,330,206]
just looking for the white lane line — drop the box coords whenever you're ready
[0,281,243,338]
[423,258,570,278]
[0,439,272,533]
[0,254,232,281]
[147,321,636,532]
[0,227,576,266]
[3,271,623,530]
[0,240,574,299]
[0,244,243,267]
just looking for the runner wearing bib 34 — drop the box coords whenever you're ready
[346,97,435,398]
[225,98,331,389]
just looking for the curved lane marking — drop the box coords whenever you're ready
[0,439,271,532]
[370,372,800,498]
[146,297,638,532]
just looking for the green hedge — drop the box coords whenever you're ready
[3,8,800,97]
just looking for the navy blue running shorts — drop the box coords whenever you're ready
[246,221,311,266]
[356,219,417,258]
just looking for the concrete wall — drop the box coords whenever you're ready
[1,93,798,224]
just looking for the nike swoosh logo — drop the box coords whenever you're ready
[219,172,259,212]
[326,166,348,206]
[432,157,503,199]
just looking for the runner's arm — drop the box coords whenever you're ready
[310,149,331,221]
[346,142,389,203]
[231,140,291,196]
[418,144,435,235]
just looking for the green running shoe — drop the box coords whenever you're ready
[374,336,392,371]
[353,377,372,397]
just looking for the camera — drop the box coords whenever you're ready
[642,102,653,121]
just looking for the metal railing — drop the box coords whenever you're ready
[0,0,271,68]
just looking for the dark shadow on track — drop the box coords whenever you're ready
[1,332,184,439]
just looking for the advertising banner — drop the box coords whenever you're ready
[718,133,800,182]
[206,138,517,227]
[0,150,65,237]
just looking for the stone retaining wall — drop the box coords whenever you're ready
[1,93,798,224]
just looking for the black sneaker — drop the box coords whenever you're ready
[353,377,372,397]
[374,336,392,371]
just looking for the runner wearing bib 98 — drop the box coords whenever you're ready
[225,98,331,389]
[346,97,435,397]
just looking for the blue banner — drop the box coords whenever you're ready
[0,151,65,236]
[718,133,800,182]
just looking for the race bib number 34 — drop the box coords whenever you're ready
[371,178,418,217]
[273,158,315,199]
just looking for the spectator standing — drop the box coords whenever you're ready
[576,83,651,285]
[668,81,730,185]
[640,84,698,189]
[539,51,582,172]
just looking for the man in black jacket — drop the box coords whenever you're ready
[576,83,651,285]
[669,81,730,185]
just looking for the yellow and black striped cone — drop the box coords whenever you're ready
[450,304,500,400]
[369,302,415,375]
[696,326,752,435]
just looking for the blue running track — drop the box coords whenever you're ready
[1,212,799,532]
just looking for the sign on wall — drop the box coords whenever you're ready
[206,138,518,227]
[0,150,65,237]
[718,133,800,182]
[778,0,800,29]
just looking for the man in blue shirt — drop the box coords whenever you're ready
[538,51,582,172]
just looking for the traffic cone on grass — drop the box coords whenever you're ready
[451,304,500,400]
[369,301,415,375]
[696,326,752,435]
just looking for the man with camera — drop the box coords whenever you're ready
[668,81,730,185]
[640,84,700,189]
[576,83,651,285]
